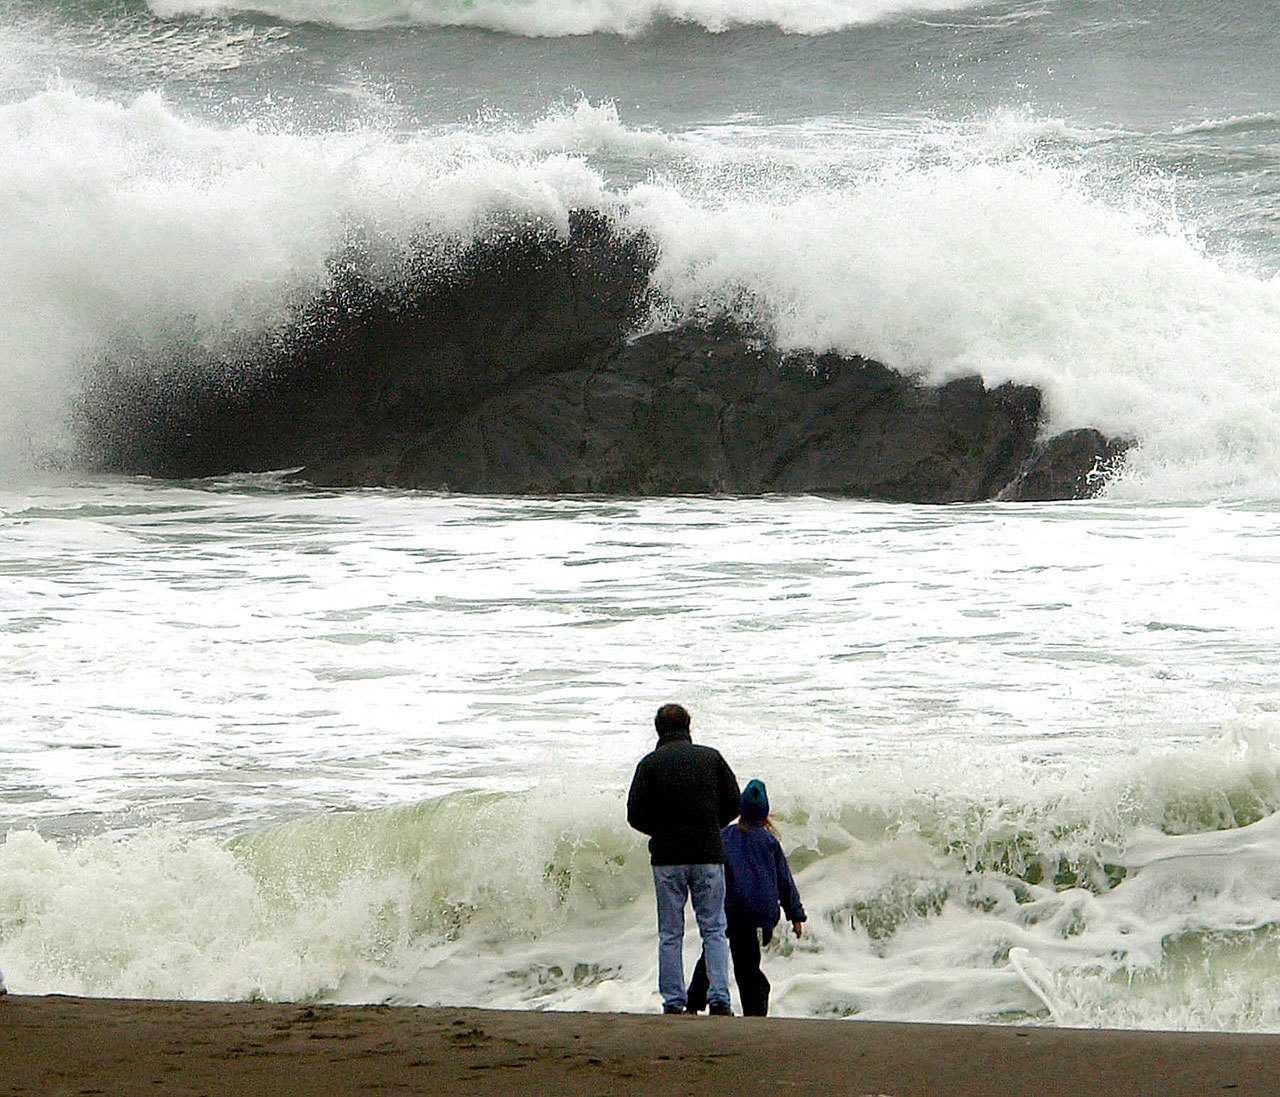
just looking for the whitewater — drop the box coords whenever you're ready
[3,0,1280,1032]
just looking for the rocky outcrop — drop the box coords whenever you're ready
[80,212,1129,502]
[999,429,1131,502]
[302,324,1042,502]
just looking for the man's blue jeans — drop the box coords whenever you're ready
[652,864,730,1010]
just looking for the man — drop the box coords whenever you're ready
[626,703,741,1015]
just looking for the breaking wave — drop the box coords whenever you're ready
[6,729,1280,1030]
[145,0,997,38]
[3,90,1280,499]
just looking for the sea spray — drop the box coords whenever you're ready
[4,91,1280,496]
[0,89,606,475]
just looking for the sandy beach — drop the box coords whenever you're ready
[1,995,1276,1096]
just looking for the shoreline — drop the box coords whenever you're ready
[2,996,1278,1095]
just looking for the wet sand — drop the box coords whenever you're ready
[1,995,1276,1095]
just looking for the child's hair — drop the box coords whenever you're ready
[738,816,779,837]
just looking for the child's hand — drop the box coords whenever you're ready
[792,921,804,938]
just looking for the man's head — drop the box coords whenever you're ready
[654,703,691,739]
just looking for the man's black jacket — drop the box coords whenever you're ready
[626,730,741,865]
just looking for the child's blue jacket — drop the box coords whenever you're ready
[722,823,806,931]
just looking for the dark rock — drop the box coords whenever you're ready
[78,212,1128,503]
[999,429,1132,502]
[81,210,654,480]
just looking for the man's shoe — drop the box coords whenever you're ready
[708,1001,733,1016]
[662,1004,687,1015]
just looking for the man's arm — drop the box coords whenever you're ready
[716,756,741,827]
[626,762,655,835]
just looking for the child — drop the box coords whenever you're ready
[686,778,806,1016]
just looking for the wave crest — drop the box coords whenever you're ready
[145,0,995,37]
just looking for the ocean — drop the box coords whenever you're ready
[2,0,1280,1029]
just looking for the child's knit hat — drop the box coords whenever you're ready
[741,779,769,824]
